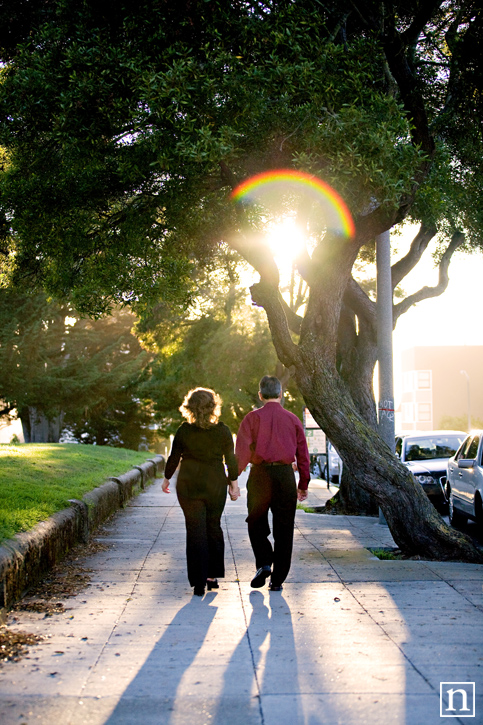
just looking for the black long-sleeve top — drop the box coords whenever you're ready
[164,421,238,481]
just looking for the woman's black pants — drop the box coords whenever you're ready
[176,460,227,588]
[246,463,297,586]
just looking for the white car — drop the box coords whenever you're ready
[309,442,342,483]
[446,430,483,535]
[323,442,342,484]
[395,430,466,511]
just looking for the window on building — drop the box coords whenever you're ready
[417,403,432,423]
[417,371,431,389]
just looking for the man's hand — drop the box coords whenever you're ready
[161,478,171,494]
[297,487,308,502]
[228,481,241,500]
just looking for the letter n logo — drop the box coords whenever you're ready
[440,682,475,717]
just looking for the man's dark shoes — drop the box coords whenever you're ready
[250,566,271,588]
[268,582,283,591]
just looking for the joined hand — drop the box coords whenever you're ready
[228,482,241,500]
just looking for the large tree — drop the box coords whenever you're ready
[0,1,482,560]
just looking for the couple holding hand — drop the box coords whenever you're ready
[162,376,310,596]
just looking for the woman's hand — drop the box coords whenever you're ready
[228,481,240,501]
[162,478,171,493]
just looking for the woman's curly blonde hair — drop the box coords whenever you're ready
[179,387,222,429]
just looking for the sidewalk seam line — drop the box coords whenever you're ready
[224,508,265,725]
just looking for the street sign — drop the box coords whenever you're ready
[305,427,327,454]
[304,408,327,454]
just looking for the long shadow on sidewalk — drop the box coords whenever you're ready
[104,595,218,724]
[211,590,303,724]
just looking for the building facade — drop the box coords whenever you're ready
[399,346,483,432]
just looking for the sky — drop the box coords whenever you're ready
[391,224,483,403]
[392,224,482,349]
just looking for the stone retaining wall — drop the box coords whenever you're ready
[0,454,165,619]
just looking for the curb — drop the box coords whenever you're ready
[0,454,165,620]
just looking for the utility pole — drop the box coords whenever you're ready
[376,230,395,525]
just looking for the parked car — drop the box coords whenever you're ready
[446,430,483,534]
[323,442,342,484]
[308,443,342,483]
[309,453,325,478]
[395,430,466,511]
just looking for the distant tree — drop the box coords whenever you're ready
[60,309,153,448]
[0,290,70,441]
[138,277,304,435]
[439,415,483,434]
[0,291,152,447]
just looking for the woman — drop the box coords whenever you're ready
[162,387,240,596]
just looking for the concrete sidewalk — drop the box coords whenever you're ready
[1,475,482,725]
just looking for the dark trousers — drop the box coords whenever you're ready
[176,459,227,588]
[246,464,297,586]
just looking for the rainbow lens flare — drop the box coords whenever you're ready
[231,169,355,239]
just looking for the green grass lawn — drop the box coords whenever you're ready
[0,444,154,544]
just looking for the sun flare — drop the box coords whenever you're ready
[266,217,307,272]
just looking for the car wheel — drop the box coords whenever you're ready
[448,486,467,527]
[322,464,328,481]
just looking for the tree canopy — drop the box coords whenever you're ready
[1,0,480,312]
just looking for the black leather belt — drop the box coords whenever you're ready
[258,461,289,466]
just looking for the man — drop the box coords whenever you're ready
[236,375,310,592]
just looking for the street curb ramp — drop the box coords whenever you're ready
[0,454,165,619]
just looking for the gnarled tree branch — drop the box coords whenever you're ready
[279,295,303,335]
[393,230,465,323]
[391,222,437,288]
[250,281,300,368]
[227,230,280,286]
[400,1,444,47]
[343,277,377,333]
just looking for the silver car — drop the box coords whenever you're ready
[446,430,483,535]
[395,430,466,511]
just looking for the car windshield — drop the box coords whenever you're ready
[404,436,464,462]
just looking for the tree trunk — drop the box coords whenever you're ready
[325,305,379,515]
[295,353,482,561]
[325,464,379,515]
[19,407,31,444]
[20,407,62,443]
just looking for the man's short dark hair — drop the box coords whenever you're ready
[259,375,282,399]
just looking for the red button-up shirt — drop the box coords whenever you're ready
[236,401,311,489]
